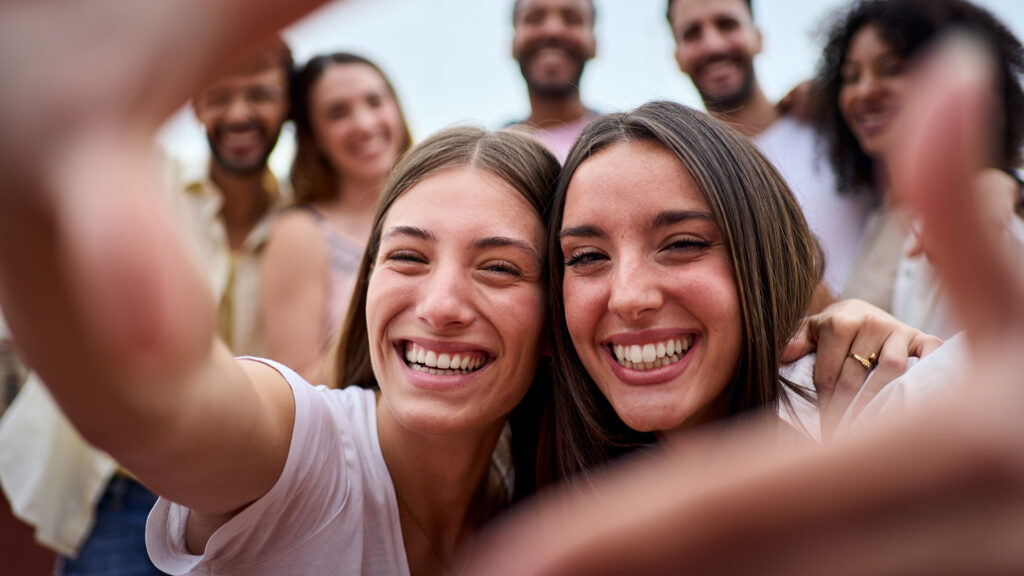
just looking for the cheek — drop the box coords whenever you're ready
[885,79,909,108]
[495,287,547,348]
[700,266,744,372]
[675,45,693,71]
[262,105,288,130]
[384,109,406,150]
[324,123,352,151]
[562,276,605,355]
[364,273,406,343]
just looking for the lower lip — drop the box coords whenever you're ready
[397,348,488,391]
[604,338,697,386]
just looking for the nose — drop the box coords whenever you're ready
[222,94,255,124]
[415,263,475,331]
[606,256,663,321]
[350,103,377,135]
[701,27,729,54]
[537,13,569,37]
[852,72,886,102]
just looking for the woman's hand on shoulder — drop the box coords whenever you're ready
[783,299,942,438]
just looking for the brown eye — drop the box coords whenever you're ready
[564,249,606,268]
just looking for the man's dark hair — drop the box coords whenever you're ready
[512,0,597,26]
[814,0,1024,194]
[666,0,753,26]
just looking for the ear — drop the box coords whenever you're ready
[754,27,764,57]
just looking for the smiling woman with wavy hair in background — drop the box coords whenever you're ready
[261,52,412,385]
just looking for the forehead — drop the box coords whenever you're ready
[670,0,752,27]
[515,0,594,21]
[384,166,545,243]
[312,63,388,101]
[564,140,709,222]
[845,25,896,60]
[201,66,287,94]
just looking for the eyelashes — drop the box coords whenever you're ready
[564,250,605,267]
[564,238,713,268]
[383,250,527,279]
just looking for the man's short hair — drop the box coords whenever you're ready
[666,0,753,25]
[512,0,597,26]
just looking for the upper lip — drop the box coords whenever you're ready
[399,337,493,356]
[602,328,697,347]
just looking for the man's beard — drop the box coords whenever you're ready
[518,38,587,99]
[207,121,280,175]
[696,56,757,114]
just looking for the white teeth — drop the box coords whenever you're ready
[642,344,656,363]
[404,343,486,375]
[610,336,695,371]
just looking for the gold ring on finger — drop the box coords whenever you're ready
[848,351,878,370]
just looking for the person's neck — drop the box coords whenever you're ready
[209,162,271,251]
[707,84,779,140]
[526,90,589,128]
[377,399,504,575]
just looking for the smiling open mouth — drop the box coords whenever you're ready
[609,336,693,372]
[403,342,488,376]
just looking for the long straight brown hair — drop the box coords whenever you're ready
[547,101,823,480]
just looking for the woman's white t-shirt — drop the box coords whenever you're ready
[146,359,410,576]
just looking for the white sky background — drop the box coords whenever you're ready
[158,0,1024,176]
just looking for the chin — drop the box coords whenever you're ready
[611,399,687,434]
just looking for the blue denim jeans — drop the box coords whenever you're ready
[55,476,168,576]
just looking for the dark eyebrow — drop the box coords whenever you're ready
[558,224,604,240]
[381,226,434,242]
[560,211,715,240]
[652,210,715,229]
[475,236,542,267]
